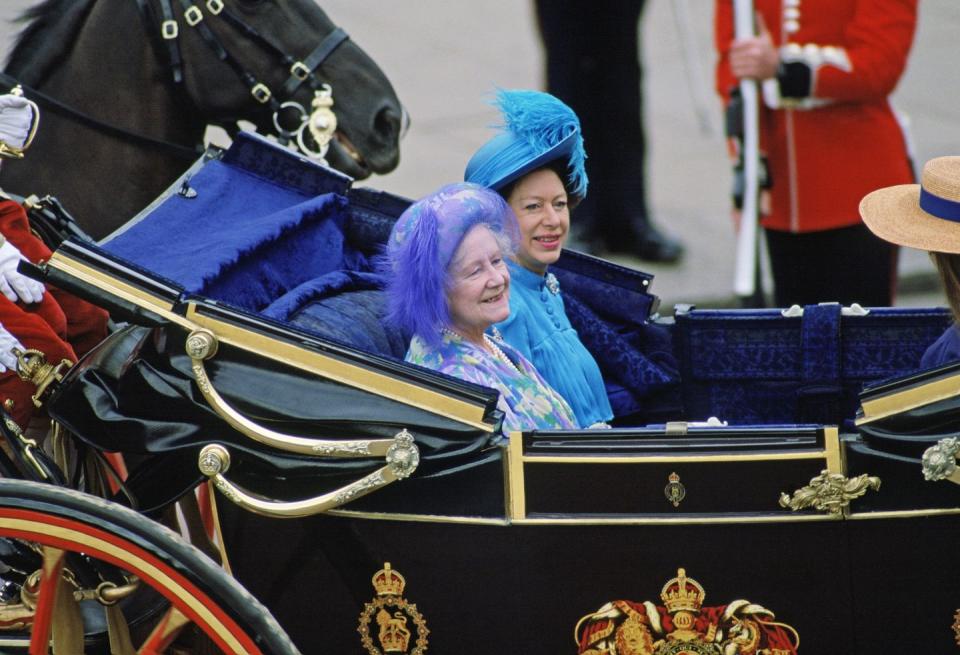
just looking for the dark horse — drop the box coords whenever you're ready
[0,0,403,239]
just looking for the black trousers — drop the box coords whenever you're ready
[534,0,651,243]
[764,223,897,308]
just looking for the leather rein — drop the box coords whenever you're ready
[1,0,350,162]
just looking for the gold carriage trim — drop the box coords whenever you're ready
[358,563,429,654]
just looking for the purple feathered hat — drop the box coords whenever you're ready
[384,182,520,345]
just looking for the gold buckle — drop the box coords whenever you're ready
[290,61,311,81]
[251,83,272,104]
[184,5,203,26]
[161,19,179,39]
[206,0,224,14]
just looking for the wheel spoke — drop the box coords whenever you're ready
[28,546,64,655]
[50,573,83,654]
[137,606,191,654]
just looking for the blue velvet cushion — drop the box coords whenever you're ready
[262,270,408,359]
[103,159,360,312]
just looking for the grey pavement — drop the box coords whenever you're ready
[2,1,958,312]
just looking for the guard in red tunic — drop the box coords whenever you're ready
[0,92,109,428]
[715,0,918,307]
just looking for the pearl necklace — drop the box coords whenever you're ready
[483,334,522,374]
[441,328,521,374]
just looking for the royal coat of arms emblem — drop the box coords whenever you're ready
[575,568,798,655]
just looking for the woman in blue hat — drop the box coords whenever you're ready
[383,181,579,434]
[464,89,613,428]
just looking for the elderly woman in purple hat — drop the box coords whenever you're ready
[861,156,960,368]
[463,89,613,428]
[384,182,579,434]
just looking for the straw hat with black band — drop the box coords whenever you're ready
[859,156,960,254]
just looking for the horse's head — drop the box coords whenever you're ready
[168,0,403,178]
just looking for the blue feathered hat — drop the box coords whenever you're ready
[464,89,588,200]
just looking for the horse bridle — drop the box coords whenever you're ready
[136,0,351,161]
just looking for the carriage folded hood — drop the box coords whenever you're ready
[102,160,361,313]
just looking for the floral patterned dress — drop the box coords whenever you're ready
[406,330,579,434]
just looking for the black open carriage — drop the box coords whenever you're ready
[2,132,960,653]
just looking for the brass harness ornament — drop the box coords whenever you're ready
[778,469,881,515]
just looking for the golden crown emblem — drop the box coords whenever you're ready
[359,563,429,654]
[372,562,406,597]
[660,568,706,614]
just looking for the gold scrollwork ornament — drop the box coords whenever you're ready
[778,469,880,515]
[952,608,960,647]
[358,563,429,654]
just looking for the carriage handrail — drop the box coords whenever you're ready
[186,329,405,458]
[197,433,420,518]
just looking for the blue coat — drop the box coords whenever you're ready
[495,261,613,426]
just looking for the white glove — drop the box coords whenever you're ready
[0,322,23,373]
[0,95,34,150]
[0,240,44,304]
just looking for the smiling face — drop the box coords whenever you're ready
[506,167,570,274]
[446,225,511,344]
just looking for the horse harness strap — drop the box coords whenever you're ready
[281,28,350,97]
[215,11,351,97]
[142,0,350,113]
[156,0,185,84]
[173,0,278,107]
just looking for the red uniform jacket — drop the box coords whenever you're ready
[0,199,108,426]
[715,0,917,233]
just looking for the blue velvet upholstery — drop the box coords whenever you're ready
[674,305,952,426]
[263,270,408,359]
[103,159,359,313]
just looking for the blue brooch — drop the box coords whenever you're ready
[544,273,560,295]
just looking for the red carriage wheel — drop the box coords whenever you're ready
[0,479,300,654]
